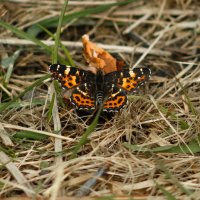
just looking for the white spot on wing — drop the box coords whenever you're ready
[129,71,135,77]
[65,67,70,75]
[57,65,60,70]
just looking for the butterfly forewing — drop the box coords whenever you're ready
[116,68,151,92]
[49,64,84,89]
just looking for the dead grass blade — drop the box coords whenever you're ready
[27,0,138,36]
[0,20,67,64]
[0,38,171,56]
[1,0,200,198]
[0,151,35,197]
[1,123,75,142]
[1,50,21,84]
[37,24,75,66]
[70,105,103,159]
[74,167,107,197]
[0,74,50,113]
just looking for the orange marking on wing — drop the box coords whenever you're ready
[120,77,138,91]
[119,75,147,91]
[139,75,145,80]
[104,95,126,109]
[138,75,146,81]
[72,93,95,107]
[62,75,79,88]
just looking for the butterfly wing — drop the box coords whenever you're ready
[103,67,151,111]
[70,84,96,111]
[49,64,87,89]
[50,64,97,111]
[103,86,127,112]
[116,68,151,92]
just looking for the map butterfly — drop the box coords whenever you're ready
[49,64,151,112]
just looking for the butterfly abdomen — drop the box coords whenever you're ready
[96,90,104,105]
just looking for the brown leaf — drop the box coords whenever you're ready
[82,34,117,74]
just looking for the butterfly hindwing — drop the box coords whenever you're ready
[116,68,151,92]
[103,86,127,112]
[70,84,96,110]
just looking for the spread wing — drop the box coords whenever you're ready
[116,68,151,92]
[104,67,151,93]
[103,86,127,112]
[49,64,95,89]
[70,84,96,111]
[103,67,151,111]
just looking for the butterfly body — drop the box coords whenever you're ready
[49,64,151,112]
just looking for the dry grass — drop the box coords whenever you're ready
[1,0,200,199]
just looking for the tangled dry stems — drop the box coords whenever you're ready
[0,0,200,199]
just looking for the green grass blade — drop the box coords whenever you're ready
[152,138,200,154]
[13,131,48,140]
[0,146,15,157]
[59,41,75,66]
[0,74,50,113]
[154,181,177,200]
[1,50,21,84]
[95,196,116,200]
[0,20,67,64]
[124,136,200,154]
[47,92,55,122]
[53,81,66,108]
[157,161,192,196]
[177,79,197,116]
[0,20,51,52]
[0,99,46,110]
[47,0,69,133]
[53,0,69,64]
[37,24,74,66]
[70,105,103,159]
[27,0,137,36]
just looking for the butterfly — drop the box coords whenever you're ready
[49,64,151,112]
